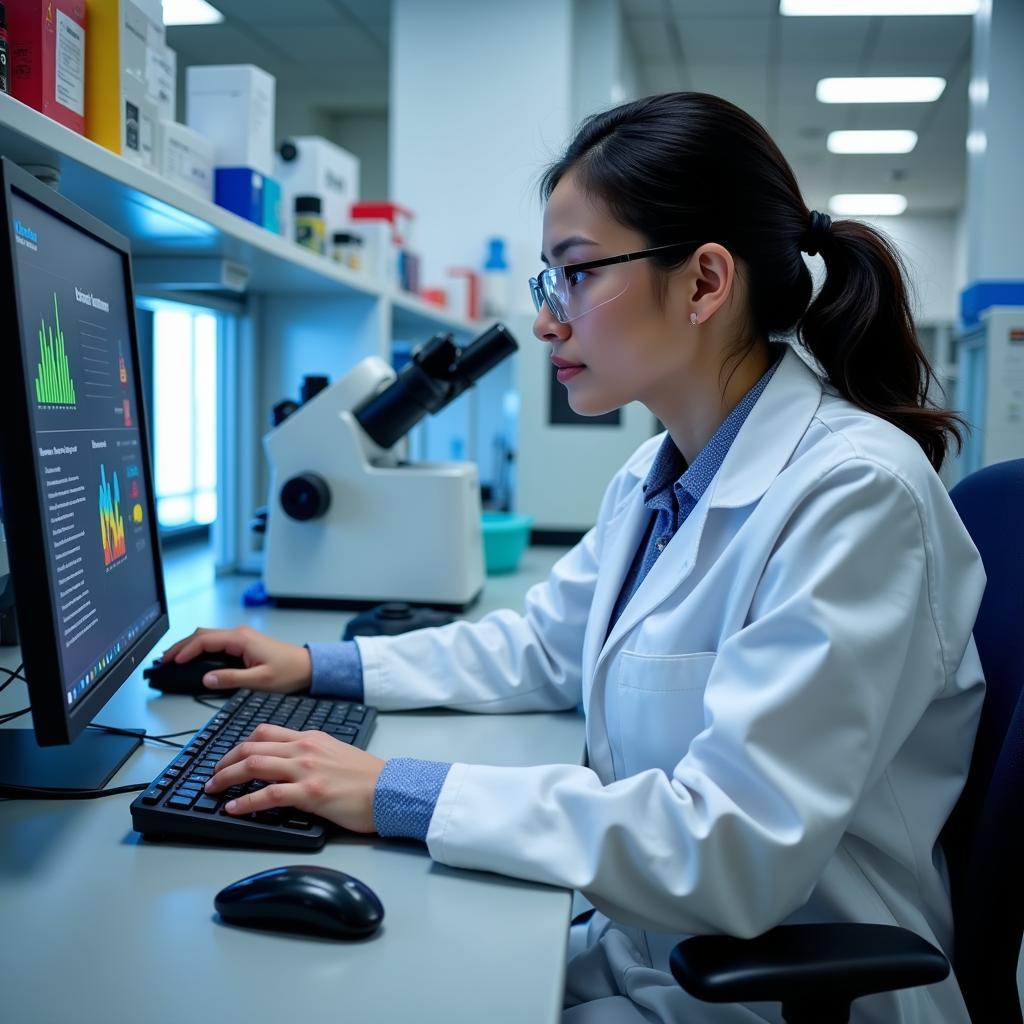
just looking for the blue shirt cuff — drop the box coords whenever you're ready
[373,757,453,841]
[306,641,364,702]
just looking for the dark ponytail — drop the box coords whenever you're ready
[541,92,964,472]
[799,219,962,471]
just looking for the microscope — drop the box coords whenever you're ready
[262,322,518,610]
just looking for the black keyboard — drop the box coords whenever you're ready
[130,688,377,850]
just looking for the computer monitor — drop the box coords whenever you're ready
[0,158,168,789]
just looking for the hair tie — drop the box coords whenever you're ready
[803,209,832,257]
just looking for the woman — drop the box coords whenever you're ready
[164,93,985,1023]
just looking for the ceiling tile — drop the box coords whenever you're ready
[166,23,293,79]
[670,0,776,16]
[871,15,970,67]
[208,0,342,25]
[258,24,387,64]
[623,0,668,16]
[675,17,774,62]
[779,16,873,65]
[627,17,677,62]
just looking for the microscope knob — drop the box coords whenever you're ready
[280,473,331,521]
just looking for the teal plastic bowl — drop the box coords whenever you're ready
[481,512,534,574]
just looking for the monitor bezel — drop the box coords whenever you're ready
[0,157,169,746]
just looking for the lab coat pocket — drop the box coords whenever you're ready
[616,651,715,778]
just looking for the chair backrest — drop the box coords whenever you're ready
[942,458,1024,1023]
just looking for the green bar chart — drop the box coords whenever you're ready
[35,292,76,405]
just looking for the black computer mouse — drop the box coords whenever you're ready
[144,652,246,695]
[214,865,384,940]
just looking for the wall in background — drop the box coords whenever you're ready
[863,213,960,326]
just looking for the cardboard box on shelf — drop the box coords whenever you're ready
[262,176,282,235]
[446,267,481,321]
[154,120,214,202]
[350,201,414,247]
[121,69,157,168]
[275,135,360,246]
[85,0,164,163]
[356,219,398,288]
[9,0,87,135]
[187,65,276,177]
[146,41,175,122]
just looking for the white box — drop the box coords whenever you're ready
[186,64,276,177]
[147,42,177,122]
[122,70,157,168]
[155,120,215,202]
[275,135,360,245]
[357,220,398,288]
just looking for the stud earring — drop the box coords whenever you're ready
[690,312,699,326]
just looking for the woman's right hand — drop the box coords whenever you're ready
[160,625,312,695]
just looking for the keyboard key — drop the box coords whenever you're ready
[140,785,164,805]
[193,796,219,813]
[166,794,195,809]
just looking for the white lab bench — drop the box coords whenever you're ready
[0,545,584,1024]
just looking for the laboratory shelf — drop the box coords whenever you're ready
[0,92,482,337]
[390,289,479,339]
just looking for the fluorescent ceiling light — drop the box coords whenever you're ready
[782,1,979,14]
[827,130,918,153]
[817,77,945,103]
[162,0,223,26]
[829,194,908,216]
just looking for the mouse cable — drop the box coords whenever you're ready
[193,694,229,711]
[0,706,30,725]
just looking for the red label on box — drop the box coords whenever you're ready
[9,0,87,135]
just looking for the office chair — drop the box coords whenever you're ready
[668,458,1024,1024]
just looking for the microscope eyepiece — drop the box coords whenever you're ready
[354,322,518,451]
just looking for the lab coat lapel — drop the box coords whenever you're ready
[594,345,822,673]
[597,491,710,666]
[581,486,650,705]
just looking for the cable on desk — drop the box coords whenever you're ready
[86,723,185,749]
[0,662,26,695]
[0,706,30,725]
[193,694,229,711]
[0,781,149,801]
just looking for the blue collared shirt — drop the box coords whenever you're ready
[607,351,782,634]
[307,348,783,841]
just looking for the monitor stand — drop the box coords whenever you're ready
[0,729,140,790]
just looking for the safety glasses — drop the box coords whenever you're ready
[529,241,700,324]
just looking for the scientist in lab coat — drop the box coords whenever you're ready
[164,92,985,1023]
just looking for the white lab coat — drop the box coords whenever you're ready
[354,345,986,1023]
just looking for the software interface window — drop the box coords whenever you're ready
[8,186,163,715]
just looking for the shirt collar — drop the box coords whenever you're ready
[641,348,784,512]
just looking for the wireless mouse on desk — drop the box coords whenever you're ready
[214,865,384,939]
[143,652,246,695]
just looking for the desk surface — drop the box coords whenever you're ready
[0,546,584,1024]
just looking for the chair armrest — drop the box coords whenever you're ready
[669,923,949,1022]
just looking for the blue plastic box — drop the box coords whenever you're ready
[214,167,266,225]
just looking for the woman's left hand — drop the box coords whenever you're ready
[204,724,387,833]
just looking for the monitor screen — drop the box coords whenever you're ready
[0,160,168,748]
